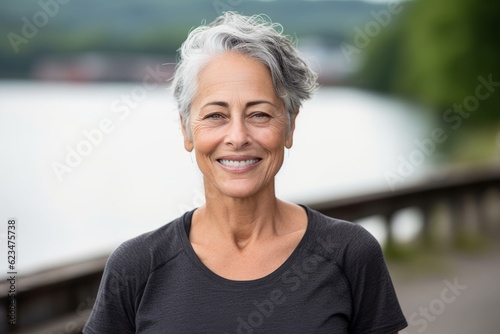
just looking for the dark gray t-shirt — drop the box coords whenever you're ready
[84,206,407,333]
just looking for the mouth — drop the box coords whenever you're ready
[216,156,262,172]
[217,158,261,167]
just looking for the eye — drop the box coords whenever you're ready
[250,112,272,122]
[203,113,225,120]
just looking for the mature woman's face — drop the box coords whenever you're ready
[182,52,297,199]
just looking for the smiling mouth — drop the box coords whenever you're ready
[217,158,261,167]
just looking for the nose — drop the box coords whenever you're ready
[224,117,250,149]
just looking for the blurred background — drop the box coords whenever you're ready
[0,0,499,333]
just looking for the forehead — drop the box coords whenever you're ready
[194,52,280,105]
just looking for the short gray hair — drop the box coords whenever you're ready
[171,12,318,137]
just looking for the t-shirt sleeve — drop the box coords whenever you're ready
[83,240,146,334]
[342,224,407,334]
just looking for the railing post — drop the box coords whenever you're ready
[435,199,454,250]
[483,187,500,237]
[450,192,486,250]
[449,195,464,248]
[384,211,396,253]
[419,202,433,248]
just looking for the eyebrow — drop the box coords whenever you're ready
[201,100,277,109]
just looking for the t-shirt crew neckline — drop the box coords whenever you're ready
[178,205,314,288]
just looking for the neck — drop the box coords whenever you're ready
[196,181,284,250]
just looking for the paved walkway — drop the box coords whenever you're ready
[388,245,500,334]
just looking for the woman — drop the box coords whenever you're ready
[84,12,407,333]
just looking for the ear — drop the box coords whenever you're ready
[180,115,194,152]
[285,111,299,149]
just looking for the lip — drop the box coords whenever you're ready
[216,155,262,173]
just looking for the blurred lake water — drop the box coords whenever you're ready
[0,80,432,274]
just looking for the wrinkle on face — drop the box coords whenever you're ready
[181,52,297,200]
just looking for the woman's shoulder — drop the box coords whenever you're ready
[305,205,374,241]
[105,212,188,274]
[303,206,383,264]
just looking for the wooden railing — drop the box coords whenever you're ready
[1,257,107,334]
[309,162,500,248]
[2,162,499,333]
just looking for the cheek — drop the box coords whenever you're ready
[260,121,288,148]
[191,123,222,152]
[191,121,210,140]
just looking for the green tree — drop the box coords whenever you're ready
[358,0,500,161]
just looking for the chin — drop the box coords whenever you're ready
[212,180,269,199]
[220,186,260,199]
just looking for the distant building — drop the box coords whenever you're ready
[298,36,360,85]
[32,53,175,82]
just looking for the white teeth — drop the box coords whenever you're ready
[219,159,259,167]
